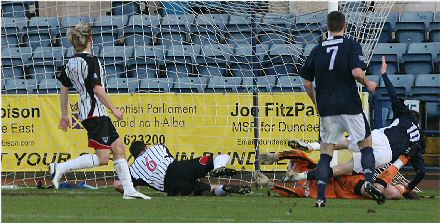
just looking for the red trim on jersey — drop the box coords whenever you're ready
[83,116,98,121]
[199,156,210,165]
[89,139,111,150]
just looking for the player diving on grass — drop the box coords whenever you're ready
[50,23,149,199]
[255,149,419,200]
[299,11,380,207]
[283,56,425,199]
[113,141,252,196]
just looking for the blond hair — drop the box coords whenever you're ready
[67,23,92,53]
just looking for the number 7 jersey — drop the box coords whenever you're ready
[129,144,175,191]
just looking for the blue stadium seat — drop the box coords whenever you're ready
[158,14,195,46]
[377,74,414,97]
[165,45,200,78]
[293,12,326,44]
[35,78,61,94]
[411,74,440,99]
[369,43,407,75]
[170,76,209,93]
[225,15,260,45]
[401,43,440,74]
[99,46,133,77]
[112,1,141,16]
[123,15,160,46]
[386,12,400,31]
[4,79,36,94]
[438,53,440,73]
[1,17,27,47]
[1,1,28,17]
[205,76,242,93]
[230,44,268,77]
[264,44,303,76]
[258,13,293,45]
[395,11,433,43]
[137,78,173,93]
[1,47,31,79]
[191,14,229,45]
[106,77,138,93]
[59,16,95,47]
[429,13,440,42]
[367,13,393,43]
[25,17,59,48]
[92,16,128,47]
[272,75,304,92]
[128,46,165,78]
[303,44,317,57]
[29,47,64,80]
[239,76,277,92]
[65,46,101,58]
[196,44,233,76]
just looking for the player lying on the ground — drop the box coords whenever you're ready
[114,141,251,196]
[256,150,414,200]
[279,56,426,197]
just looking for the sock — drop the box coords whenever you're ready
[377,155,409,185]
[56,154,99,173]
[114,159,135,193]
[213,154,230,169]
[360,147,375,183]
[317,154,332,202]
[309,142,321,151]
[295,172,308,180]
[394,155,409,169]
[306,167,332,180]
[214,185,227,196]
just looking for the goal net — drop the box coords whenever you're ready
[2,1,406,190]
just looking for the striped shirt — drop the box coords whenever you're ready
[129,144,175,191]
[57,52,107,121]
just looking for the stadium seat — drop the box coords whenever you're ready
[158,14,195,46]
[386,11,400,31]
[230,44,268,77]
[35,78,61,94]
[1,17,27,47]
[369,43,407,75]
[196,44,233,76]
[238,76,277,92]
[303,44,317,57]
[99,46,133,77]
[258,13,293,45]
[272,75,304,92]
[4,79,36,94]
[411,74,440,99]
[92,16,128,47]
[106,77,138,93]
[29,47,64,80]
[112,1,141,16]
[65,46,101,58]
[123,15,160,46]
[205,76,242,93]
[128,46,165,78]
[170,76,209,93]
[225,15,260,45]
[25,17,60,48]
[293,12,326,44]
[190,14,229,45]
[1,47,31,79]
[264,44,303,76]
[395,11,433,43]
[429,13,440,42]
[367,13,393,43]
[401,43,440,74]
[164,45,200,78]
[1,1,28,17]
[137,78,173,93]
[377,74,414,97]
[59,16,95,47]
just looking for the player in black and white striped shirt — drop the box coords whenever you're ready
[114,141,251,196]
[49,23,149,199]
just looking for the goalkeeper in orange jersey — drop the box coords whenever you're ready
[256,150,417,201]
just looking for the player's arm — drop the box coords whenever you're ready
[380,56,410,116]
[299,47,317,107]
[56,65,73,131]
[407,151,426,192]
[350,42,377,92]
[303,81,317,107]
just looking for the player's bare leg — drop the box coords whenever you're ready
[111,138,151,199]
[314,142,334,207]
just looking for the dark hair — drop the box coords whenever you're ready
[327,11,346,32]
[129,141,146,158]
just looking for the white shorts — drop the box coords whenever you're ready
[320,113,371,145]
[350,129,392,173]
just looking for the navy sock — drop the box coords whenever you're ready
[317,154,332,202]
[307,167,333,180]
[361,147,375,183]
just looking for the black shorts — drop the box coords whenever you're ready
[81,116,119,149]
[163,156,214,196]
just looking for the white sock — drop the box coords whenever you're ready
[309,142,321,151]
[57,154,99,173]
[114,159,135,193]
[214,185,227,196]
[213,154,230,169]
[294,172,308,181]
[393,159,405,169]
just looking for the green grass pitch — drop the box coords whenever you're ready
[2,188,440,223]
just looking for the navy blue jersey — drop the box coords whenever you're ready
[299,36,367,117]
